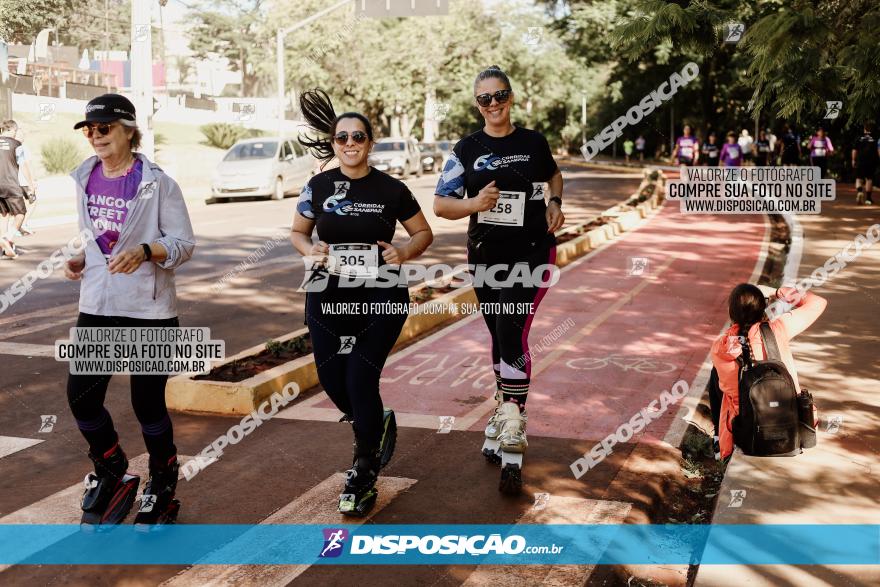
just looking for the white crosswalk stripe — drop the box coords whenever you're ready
[161,473,417,587]
[0,435,44,460]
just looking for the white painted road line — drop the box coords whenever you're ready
[463,496,632,587]
[0,342,55,357]
[0,436,43,460]
[161,473,417,587]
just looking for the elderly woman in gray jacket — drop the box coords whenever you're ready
[63,94,195,528]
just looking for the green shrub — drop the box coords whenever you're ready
[41,138,83,175]
[200,123,260,149]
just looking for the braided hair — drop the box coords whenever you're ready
[728,283,767,366]
[297,88,374,168]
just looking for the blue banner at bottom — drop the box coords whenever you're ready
[0,524,877,565]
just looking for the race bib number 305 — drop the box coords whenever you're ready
[328,243,379,278]
[477,190,525,227]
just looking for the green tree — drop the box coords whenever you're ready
[188,0,270,97]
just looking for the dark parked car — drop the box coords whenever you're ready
[418,142,444,173]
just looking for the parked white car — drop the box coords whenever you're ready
[211,137,314,202]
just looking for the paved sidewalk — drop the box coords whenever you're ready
[697,189,880,586]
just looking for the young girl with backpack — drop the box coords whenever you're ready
[710,284,827,461]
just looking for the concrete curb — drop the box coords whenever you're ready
[166,192,665,415]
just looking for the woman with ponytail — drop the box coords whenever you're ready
[710,284,826,461]
[290,89,433,516]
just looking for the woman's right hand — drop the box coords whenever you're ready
[64,255,85,280]
[471,180,500,212]
[310,241,329,258]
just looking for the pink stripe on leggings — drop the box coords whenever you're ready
[521,245,557,378]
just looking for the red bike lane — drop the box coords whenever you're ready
[287,199,767,452]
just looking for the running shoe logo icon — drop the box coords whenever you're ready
[319,528,349,558]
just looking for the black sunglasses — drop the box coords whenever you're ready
[333,131,368,145]
[475,90,512,107]
[81,123,116,138]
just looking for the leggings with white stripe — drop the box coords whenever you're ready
[467,238,557,406]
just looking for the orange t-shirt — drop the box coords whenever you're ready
[710,289,827,459]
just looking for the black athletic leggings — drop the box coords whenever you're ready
[66,312,178,463]
[468,237,557,407]
[306,278,408,457]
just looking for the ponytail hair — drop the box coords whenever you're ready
[728,283,767,361]
[298,88,374,168]
[474,65,512,92]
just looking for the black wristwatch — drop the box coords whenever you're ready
[141,243,152,261]
[548,196,563,207]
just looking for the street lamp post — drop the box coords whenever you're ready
[276,0,353,135]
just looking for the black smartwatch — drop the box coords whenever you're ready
[141,243,152,261]
[548,196,563,207]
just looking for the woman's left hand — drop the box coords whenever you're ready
[378,241,405,265]
[108,246,147,274]
[546,201,565,234]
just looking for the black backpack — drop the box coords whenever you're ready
[732,323,801,456]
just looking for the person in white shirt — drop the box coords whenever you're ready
[738,129,754,166]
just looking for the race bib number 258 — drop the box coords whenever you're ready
[477,190,525,227]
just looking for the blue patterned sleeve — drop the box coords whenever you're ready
[434,152,466,199]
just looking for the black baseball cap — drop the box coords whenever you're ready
[73,94,137,129]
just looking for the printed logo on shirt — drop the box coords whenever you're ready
[323,182,352,215]
[473,153,531,172]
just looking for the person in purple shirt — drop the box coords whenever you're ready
[719,131,743,166]
[807,127,834,178]
[86,156,143,256]
[672,125,700,166]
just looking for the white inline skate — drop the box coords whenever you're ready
[481,399,527,494]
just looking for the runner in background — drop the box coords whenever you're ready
[672,125,699,166]
[434,65,563,494]
[0,120,27,258]
[807,127,834,179]
[765,128,778,165]
[852,122,879,205]
[291,88,433,516]
[0,120,37,237]
[623,137,634,163]
[635,135,646,161]
[738,129,754,165]
[719,132,743,167]
[779,124,802,166]
[753,129,772,167]
[701,132,720,167]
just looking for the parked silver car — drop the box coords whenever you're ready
[418,142,444,173]
[211,137,314,202]
[368,137,422,178]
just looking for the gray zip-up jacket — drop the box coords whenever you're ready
[73,153,195,319]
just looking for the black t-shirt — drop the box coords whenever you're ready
[0,136,22,189]
[702,142,720,162]
[296,166,420,247]
[435,126,558,250]
[854,133,879,166]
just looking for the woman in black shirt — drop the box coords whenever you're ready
[291,89,433,516]
[434,65,564,494]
